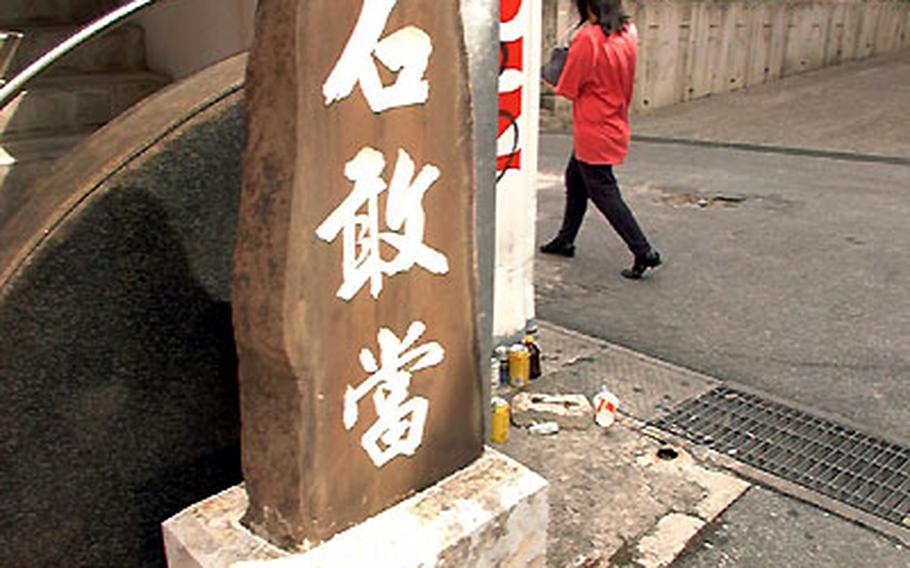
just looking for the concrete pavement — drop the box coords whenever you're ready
[495,322,750,567]
[535,50,910,565]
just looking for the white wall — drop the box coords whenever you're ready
[134,0,256,80]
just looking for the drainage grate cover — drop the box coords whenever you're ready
[651,386,910,527]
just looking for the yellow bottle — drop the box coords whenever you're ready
[508,344,530,387]
[490,397,510,443]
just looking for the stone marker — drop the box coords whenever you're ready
[232,0,484,549]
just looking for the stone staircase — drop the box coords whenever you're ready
[1,0,170,213]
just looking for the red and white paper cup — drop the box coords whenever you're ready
[592,387,619,428]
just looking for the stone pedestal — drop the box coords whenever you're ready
[162,448,548,568]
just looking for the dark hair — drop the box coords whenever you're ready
[574,0,630,37]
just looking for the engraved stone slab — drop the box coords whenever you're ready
[232,0,483,548]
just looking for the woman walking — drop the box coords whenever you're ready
[540,0,662,279]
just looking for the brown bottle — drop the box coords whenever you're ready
[524,331,541,380]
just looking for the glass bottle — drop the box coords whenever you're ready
[524,330,541,380]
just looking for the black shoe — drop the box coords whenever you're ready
[540,238,575,258]
[621,249,662,279]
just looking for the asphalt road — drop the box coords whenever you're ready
[676,487,908,567]
[537,134,910,441]
[535,51,910,565]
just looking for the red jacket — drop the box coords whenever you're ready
[556,22,638,165]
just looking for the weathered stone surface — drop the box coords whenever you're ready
[635,513,706,568]
[234,0,483,548]
[511,392,594,430]
[162,449,548,568]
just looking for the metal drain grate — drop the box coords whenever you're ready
[651,386,910,527]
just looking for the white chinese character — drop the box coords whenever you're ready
[343,321,444,468]
[323,0,432,113]
[315,146,449,301]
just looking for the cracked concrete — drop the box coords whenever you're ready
[511,392,594,430]
[634,513,704,568]
[496,323,749,567]
[162,450,548,568]
[501,421,748,567]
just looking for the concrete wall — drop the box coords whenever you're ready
[542,0,910,124]
[133,0,255,80]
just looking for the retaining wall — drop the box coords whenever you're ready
[542,0,910,126]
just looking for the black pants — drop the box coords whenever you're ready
[556,154,651,258]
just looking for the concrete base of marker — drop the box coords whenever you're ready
[162,448,549,568]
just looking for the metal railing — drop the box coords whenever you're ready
[0,0,162,110]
